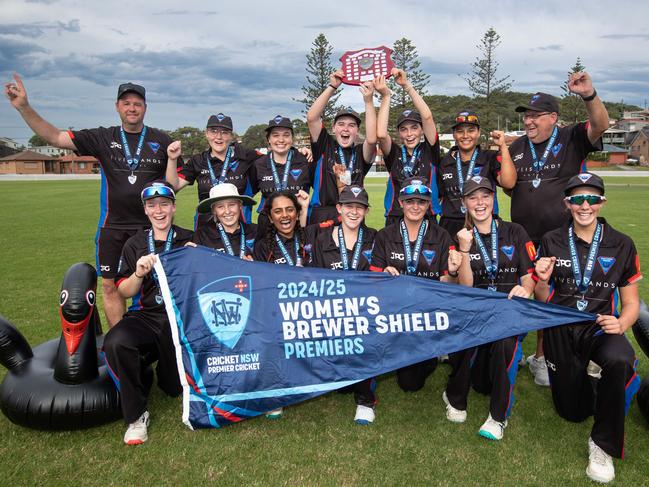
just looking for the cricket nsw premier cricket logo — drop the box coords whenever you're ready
[197,276,251,349]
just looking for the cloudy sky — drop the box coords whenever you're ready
[1,0,648,144]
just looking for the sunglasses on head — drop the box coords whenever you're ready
[400,184,432,197]
[455,115,479,124]
[141,184,176,202]
[565,194,605,206]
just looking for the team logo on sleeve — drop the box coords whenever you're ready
[245,239,255,250]
[597,256,616,275]
[148,142,160,154]
[362,249,373,262]
[525,241,537,261]
[501,245,515,261]
[422,250,436,265]
[197,276,251,349]
[290,169,302,180]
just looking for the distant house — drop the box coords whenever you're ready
[28,145,72,157]
[586,144,628,168]
[0,150,59,174]
[58,154,100,174]
[0,137,21,150]
[627,127,649,163]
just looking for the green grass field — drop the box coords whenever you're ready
[1,177,648,486]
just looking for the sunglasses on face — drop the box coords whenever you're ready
[565,194,606,206]
[141,185,176,202]
[523,112,551,121]
[400,184,432,197]
[455,115,479,124]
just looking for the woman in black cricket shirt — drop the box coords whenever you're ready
[249,116,315,236]
[534,173,641,484]
[307,185,377,425]
[252,189,310,418]
[436,111,517,238]
[442,175,535,441]
[103,181,194,445]
[165,113,259,229]
[369,176,461,392]
[191,183,258,259]
[375,69,441,226]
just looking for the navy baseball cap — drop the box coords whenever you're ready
[462,175,494,197]
[338,185,370,207]
[452,110,480,129]
[117,82,146,101]
[515,92,560,114]
[396,109,422,128]
[206,113,233,131]
[334,107,361,125]
[265,115,293,133]
[564,173,605,196]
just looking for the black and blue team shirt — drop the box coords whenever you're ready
[115,225,194,318]
[249,150,314,214]
[383,136,442,218]
[307,223,377,271]
[436,147,502,219]
[310,127,374,209]
[193,221,258,258]
[509,122,602,242]
[69,126,173,229]
[536,218,642,315]
[465,218,535,292]
[369,221,454,279]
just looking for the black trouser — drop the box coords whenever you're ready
[339,379,376,408]
[104,312,181,423]
[544,322,640,458]
[446,336,523,422]
[397,359,438,392]
[439,216,466,242]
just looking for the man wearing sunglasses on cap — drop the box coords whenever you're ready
[103,181,193,446]
[534,173,641,483]
[4,75,177,328]
[370,177,461,392]
[508,71,609,386]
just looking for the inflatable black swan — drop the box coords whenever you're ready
[0,263,121,430]
[633,300,649,424]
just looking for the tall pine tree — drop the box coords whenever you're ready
[560,57,588,123]
[387,38,430,108]
[295,33,341,123]
[463,27,512,100]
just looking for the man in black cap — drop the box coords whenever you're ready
[306,69,377,223]
[5,74,176,328]
[507,71,609,386]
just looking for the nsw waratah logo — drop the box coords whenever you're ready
[290,169,302,180]
[598,257,616,275]
[403,109,412,116]
[274,115,283,124]
[197,276,251,349]
[148,142,160,153]
[501,245,515,261]
[351,186,362,196]
[551,143,562,157]
[216,113,225,121]
[362,249,372,262]
[422,250,436,265]
[531,94,540,103]
[578,173,592,183]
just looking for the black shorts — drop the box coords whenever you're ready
[95,227,140,279]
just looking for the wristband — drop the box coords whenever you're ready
[134,272,144,279]
[329,84,338,91]
[459,249,470,254]
[448,270,459,278]
[581,89,597,102]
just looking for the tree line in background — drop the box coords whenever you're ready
[23,29,640,153]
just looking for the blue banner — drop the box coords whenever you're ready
[154,246,594,430]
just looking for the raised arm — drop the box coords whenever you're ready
[490,130,517,190]
[306,69,344,142]
[4,73,76,150]
[374,75,392,155]
[360,81,377,164]
[392,68,437,143]
[165,141,189,191]
[567,71,609,145]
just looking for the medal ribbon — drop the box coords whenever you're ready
[338,226,364,270]
[275,234,301,266]
[147,228,174,282]
[455,148,479,195]
[473,220,499,282]
[206,144,234,185]
[400,219,428,275]
[400,144,421,177]
[120,126,147,171]
[217,222,246,258]
[269,149,294,191]
[337,146,356,174]
[568,222,602,294]
[528,126,559,178]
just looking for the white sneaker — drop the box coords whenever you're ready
[527,354,550,386]
[354,405,375,425]
[478,413,507,441]
[587,437,615,483]
[124,411,149,445]
[587,360,603,379]
[265,408,283,419]
[442,391,467,423]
